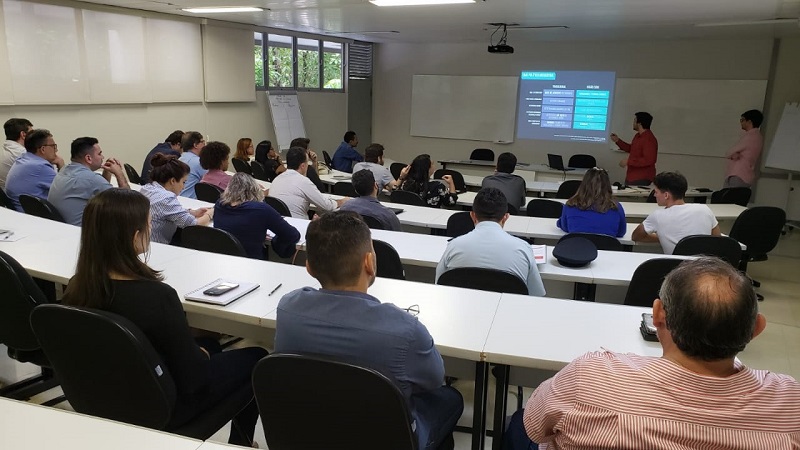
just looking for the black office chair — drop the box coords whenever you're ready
[438,268,528,295]
[711,187,751,207]
[31,304,255,440]
[445,211,474,238]
[558,232,624,252]
[19,195,65,223]
[181,226,247,257]
[673,235,742,267]
[262,197,290,218]
[124,163,142,184]
[555,180,582,199]
[470,148,494,161]
[507,203,519,216]
[361,215,385,230]
[0,188,14,209]
[729,206,785,300]
[390,190,426,207]
[194,182,223,203]
[0,251,62,403]
[526,199,563,218]
[432,169,467,193]
[390,162,407,180]
[322,151,334,170]
[253,353,416,450]
[332,182,357,197]
[567,154,596,168]
[623,258,683,307]
[231,158,252,175]
[646,190,656,203]
[251,160,270,182]
[373,240,405,280]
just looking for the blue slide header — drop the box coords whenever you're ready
[521,72,556,80]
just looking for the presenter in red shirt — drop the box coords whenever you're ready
[610,111,658,186]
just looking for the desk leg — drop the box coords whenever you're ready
[472,361,489,450]
[492,364,510,450]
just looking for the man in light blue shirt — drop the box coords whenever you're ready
[331,130,363,173]
[353,143,405,191]
[436,187,546,296]
[178,131,207,198]
[5,129,64,211]
[48,137,130,226]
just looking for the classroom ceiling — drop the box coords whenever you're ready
[82,0,800,43]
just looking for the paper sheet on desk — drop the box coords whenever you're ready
[531,245,546,264]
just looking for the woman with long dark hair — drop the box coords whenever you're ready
[557,167,626,237]
[254,140,285,181]
[398,154,457,208]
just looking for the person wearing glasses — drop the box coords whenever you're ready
[5,128,64,211]
[557,167,626,237]
[177,131,207,199]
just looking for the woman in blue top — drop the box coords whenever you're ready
[557,167,626,237]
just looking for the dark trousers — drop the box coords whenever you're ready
[413,385,464,450]
[502,410,539,450]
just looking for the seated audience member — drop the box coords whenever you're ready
[289,137,325,190]
[254,140,285,181]
[353,143,406,191]
[505,257,800,449]
[214,173,300,260]
[275,211,464,450]
[331,130,363,173]
[140,154,211,244]
[339,169,402,231]
[399,154,458,208]
[199,141,232,191]
[632,171,719,254]
[0,117,33,189]
[48,137,130,226]
[5,129,65,211]
[436,188,545,296]
[233,138,254,165]
[481,152,526,211]
[268,147,346,219]
[63,188,267,447]
[141,130,183,184]
[557,167,626,237]
[178,131,207,199]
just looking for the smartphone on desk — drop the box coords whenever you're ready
[203,282,239,296]
[640,313,658,342]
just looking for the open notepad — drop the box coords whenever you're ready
[185,279,260,306]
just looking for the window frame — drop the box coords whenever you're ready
[255,32,345,93]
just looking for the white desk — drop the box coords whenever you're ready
[439,160,588,183]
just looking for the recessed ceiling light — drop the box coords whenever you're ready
[369,0,474,6]
[182,6,264,13]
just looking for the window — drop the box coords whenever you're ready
[297,38,319,89]
[323,41,343,89]
[254,32,264,87]
[267,34,293,89]
[254,32,344,92]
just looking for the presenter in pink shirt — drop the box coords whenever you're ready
[724,109,763,188]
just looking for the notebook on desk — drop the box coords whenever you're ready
[185,279,260,306]
[546,154,574,171]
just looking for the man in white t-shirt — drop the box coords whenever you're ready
[632,171,720,254]
[352,143,405,191]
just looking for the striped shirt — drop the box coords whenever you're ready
[524,351,800,449]
[140,182,197,244]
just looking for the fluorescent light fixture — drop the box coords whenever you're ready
[695,18,797,27]
[182,6,264,13]
[369,0,474,6]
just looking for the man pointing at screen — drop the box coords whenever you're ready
[611,111,658,186]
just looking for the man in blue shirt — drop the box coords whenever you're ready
[436,187,546,296]
[141,130,183,183]
[331,130,363,173]
[275,211,463,450]
[339,169,402,231]
[5,129,64,211]
[178,131,207,199]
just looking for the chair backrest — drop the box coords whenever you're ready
[438,267,528,295]
[361,214,385,230]
[0,188,14,209]
[432,169,466,193]
[445,211,474,238]
[555,180,582,199]
[124,163,142,184]
[389,162,407,180]
[646,190,656,203]
[673,235,742,266]
[623,258,683,307]
[729,206,785,256]
[507,203,519,216]
[19,195,66,223]
[470,148,495,161]
[711,187,752,207]
[567,154,596,168]
[0,251,50,352]
[332,182,358,197]
[322,151,334,169]
[194,182,223,203]
[526,199,563,218]
[251,160,270,181]
[390,190,426,207]
[558,232,624,252]
[182,226,247,257]
[373,240,405,280]
[231,158,252,175]
[264,196,292,217]
[253,353,417,450]
[30,304,177,429]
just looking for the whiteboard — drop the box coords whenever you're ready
[765,103,800,173]
[267,93,307,150]
[410,75,518,143]
[611,79,767,157]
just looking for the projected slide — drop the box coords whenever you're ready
[516,71,616,143]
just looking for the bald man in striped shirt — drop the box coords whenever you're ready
[505,257,800,449]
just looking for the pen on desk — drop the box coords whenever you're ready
[268,283,283,296]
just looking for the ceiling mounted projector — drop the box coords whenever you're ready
[488,23,513,54]
[488,43,514,53]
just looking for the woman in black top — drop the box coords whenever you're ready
[399,154,458,208]
[254,140,285,181]
[62,188,267,446]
